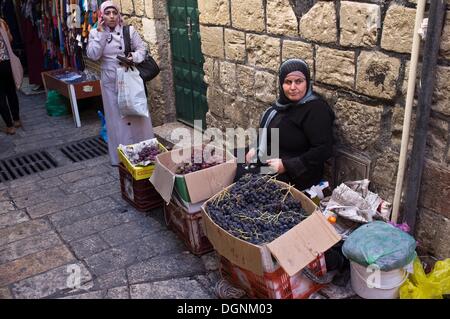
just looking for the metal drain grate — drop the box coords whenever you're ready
[0,151,58,183]
[60,136,108,162]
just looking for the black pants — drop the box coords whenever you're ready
[0,60,20,128]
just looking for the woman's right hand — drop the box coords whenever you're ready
[245,148,256,163]
[97,20,104,32]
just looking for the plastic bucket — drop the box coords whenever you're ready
[350,260,408,299]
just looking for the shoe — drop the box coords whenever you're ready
[5,126,16,135]
[13,120,22,128]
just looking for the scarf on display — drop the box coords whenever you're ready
[257,59,319,159]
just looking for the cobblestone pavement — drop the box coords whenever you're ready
[0,92,356,299]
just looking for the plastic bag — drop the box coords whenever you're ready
[45,90,69,116]
[97,110,108,143]
[342,221,417,271]
[116,67,149,118]
[400,257,450,299]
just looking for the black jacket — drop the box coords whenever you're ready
[264,98,335,190]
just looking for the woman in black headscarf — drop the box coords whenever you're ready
[246,58,335,190]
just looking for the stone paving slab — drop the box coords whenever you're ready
[60,174,117,195]
[0,219,52,247]
[99,219,163,247]
[8,177,64,198]
[82,181,122,201]
[26,193,92,219]
[58,165,112,184]
[13,187,69,209]
[130,277,213,299]
[68,235,111,260]
[127,252,206,284]
[0,287,13,299]
[85,231,185,277]
[0,201,16,213]
[95,269,128,290]
[49,197,122,229]
[0,245,75,286]
[11,262,93,299]
[0,210,29,229]
[0,231,63,263]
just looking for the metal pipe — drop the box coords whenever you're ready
[403,0,446,233]
[391,0,427,223]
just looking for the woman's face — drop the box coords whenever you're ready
[282,74,307,102]
[103,8,119,29]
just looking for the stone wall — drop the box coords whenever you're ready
[86,0,175,126]
[198,0,450,259]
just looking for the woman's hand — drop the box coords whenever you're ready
[266,158,286,174]
[245,148,256,163]
[97,20,104,32]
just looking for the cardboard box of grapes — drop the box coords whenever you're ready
[117,138,168,180]
[150,144,237,204]
[201,176,341,278]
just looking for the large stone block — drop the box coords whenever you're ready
[381,4,415,54]
[203,57,220,85]
[433,66,450,117]
[254,71,277,104]
[370,148,399,202]
[246,34,281,71]
[333,99,383,151]
[231,0,264,32]
[356,51,400,100]
[340,1,380,47]
[144,0,166,19]
[440,11,450,59]
[300,2,337,44]
[198,0,230,26]
[416,208,450,259]
[220,61,237,93]
[141,17,157,44]
[134,0,144,16]
[281,40,314,71]
[120,0,134,15]
[225,97,250,128]
[206,87,235,118]
[267,0,298,36]
[316,47,355,89]
[224,29,246,62]
[236,65,255,98]
[419,160,450,219]
[199,25,224,58]
[426,117,448,164]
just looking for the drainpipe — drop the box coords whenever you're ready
[391,0,427,223]
[402,0,446,233]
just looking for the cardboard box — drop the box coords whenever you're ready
[150,145,237,204]
[201,180,341,277]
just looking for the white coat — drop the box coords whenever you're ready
[86,25,154,165]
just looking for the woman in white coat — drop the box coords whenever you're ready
[86,1,154,166]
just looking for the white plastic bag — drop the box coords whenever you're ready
[116,67,149,117]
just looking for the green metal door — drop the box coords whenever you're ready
[168,0,208,128]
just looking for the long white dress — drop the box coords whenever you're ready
[86,25,154,165]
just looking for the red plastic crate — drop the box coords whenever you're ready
[164,201,213,256]
[219,254,327,299]
[118,163,164,212]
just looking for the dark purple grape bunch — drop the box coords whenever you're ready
[136,145,161,164]
[175,153,224,174]
[206,174,308,245]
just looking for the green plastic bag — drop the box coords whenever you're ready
[342,221,417,271]
[46,90,70,116]
[400,257,450,299]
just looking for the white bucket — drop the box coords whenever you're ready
[350,260,408,299]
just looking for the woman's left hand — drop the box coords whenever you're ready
[266,158,286,174]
